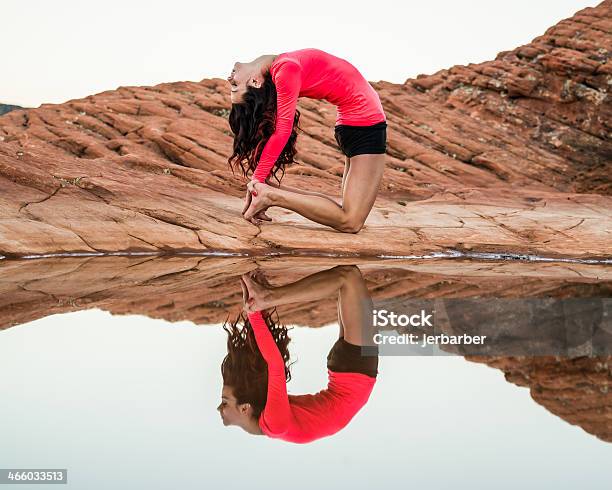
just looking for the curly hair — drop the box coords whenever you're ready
[227,71,301,184]
[221,309,293,419]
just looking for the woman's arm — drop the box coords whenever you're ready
[252,60,302,183]
[247,311,291,435]
[253,266,352,309]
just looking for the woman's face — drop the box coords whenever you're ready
[217,385,250,426]
[227,62,260,104]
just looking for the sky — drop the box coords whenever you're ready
[2,0,601,107]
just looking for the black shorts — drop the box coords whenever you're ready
[326,337,379,378]
[334,121,387,158]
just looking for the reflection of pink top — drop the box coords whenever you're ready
[252,48,386,183]
[247,310,376,444]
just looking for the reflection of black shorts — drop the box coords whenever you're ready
[327,338,379,378]
[334,121,387,158]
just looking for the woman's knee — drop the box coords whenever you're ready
[336,214,365,233]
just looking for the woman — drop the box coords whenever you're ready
[218,266,379,443]
[227,48,387,233]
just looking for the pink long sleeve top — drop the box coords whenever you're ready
[251,48,387,183]
[247,310,376,444]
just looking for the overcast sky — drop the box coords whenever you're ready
[2,0,600,107]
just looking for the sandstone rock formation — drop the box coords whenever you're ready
[0,2,610,259]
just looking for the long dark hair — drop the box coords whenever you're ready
[227,71,302,184]
[221,309,293,419]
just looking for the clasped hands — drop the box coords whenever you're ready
[240,269,272,313]
[242,178,272,225]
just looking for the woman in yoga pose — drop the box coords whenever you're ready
[227,48,387,233]
[217,265,379,443]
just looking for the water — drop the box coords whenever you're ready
[1,257,611,489]
[3,249,611,264]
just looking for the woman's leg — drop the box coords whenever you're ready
[327,265,378,379]
[259,154,350,206]
[337,265,376,347]
[341,155,350,196]
[245,153,385,233]
[265,181,341,205]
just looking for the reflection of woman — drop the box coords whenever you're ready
[218,265,378,443]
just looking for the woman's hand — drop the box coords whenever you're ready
[242,180,272,225]
[242,186,254,219]
[240,270,272,312]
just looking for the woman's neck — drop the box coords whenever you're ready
[241,416,264,435]
[253,54,278,74]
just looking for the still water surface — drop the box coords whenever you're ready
[1,309,611,489]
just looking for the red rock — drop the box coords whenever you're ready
[0,1,610,258]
